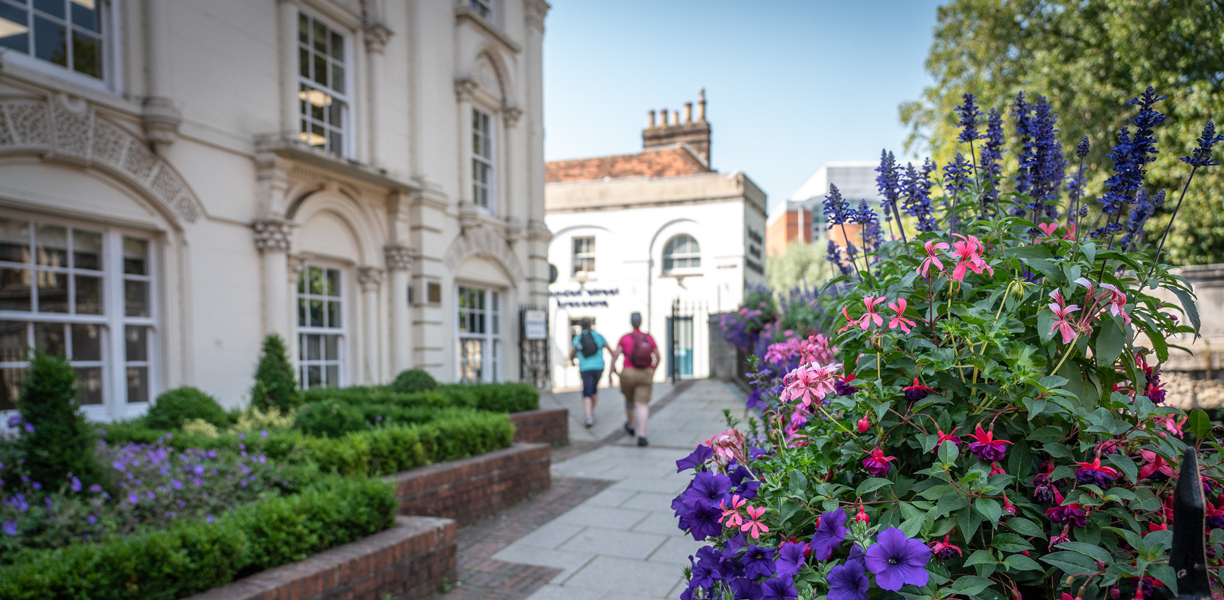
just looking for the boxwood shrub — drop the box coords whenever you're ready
[302,382,539,414]
[145,386,229,430]
[0,476,396,600]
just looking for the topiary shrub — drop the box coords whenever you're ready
[17,351,102,490]
[390,369,438,394]
[145,387,228,431]
[251,334,302,413]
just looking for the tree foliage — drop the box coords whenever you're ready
[766,241,834,294]
[901,0,1224,264]
[250,334,302,413]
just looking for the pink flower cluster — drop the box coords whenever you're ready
[917,234,994,282]
[702,429,748,467]
[764,333,837,366]
[838,296,915,334]
[1047,278,1132,345]
[780,363,841,409]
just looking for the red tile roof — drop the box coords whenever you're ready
[545,146,712,184]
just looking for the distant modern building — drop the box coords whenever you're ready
[766,161,882,254]
[544,92,766,388]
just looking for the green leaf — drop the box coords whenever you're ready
[1171,285,1202,333]
[1148,563,1178,596]
[899,515,924,538]
[780,500,802,526]
[991,533,1034,553]
[1041,551,1101,576]
[919,433,938,453]
[1106,453,1139,484]
[1038,375,1069,389]
[1004,517,1044,537]
[1095,317,1125,367]
[1081,242,1097,265]
[1058,541,1113,565]
[1023,398,1048,420]
[788,470,809,495]
[856,478,892,496]
[958,505,983,541]
[1004,553,1043,572]
[939,438,960,464]
[975,498,1002,526]
[1037,310,1055,344]
[951,576,995,596]
[1027,426,1065,444]
[964,549,996,567]
[1190,409,1213,442]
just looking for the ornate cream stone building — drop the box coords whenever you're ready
[0,0,551,419]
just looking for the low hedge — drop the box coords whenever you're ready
[302,381,539,414]
[0,476,396,600]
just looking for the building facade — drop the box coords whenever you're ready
[766,161,882,254]
[0,0,551,419]
[544,94,766,388]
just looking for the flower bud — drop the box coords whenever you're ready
[855,506,869,524]
[857,415,870,433]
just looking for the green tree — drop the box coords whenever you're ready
[901,0,1224,264]
[18,351,102,488]
[766,241,833,293]
[251,334,302,412]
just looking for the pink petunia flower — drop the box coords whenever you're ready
[740,505,770,539]
[918,240,950,277]
[887,298,916,333]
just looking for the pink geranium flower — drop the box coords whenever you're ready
[918,240,950,277]
[719,494,746,528]
[949,234,994,282]
[1037,222,1060,239]
[780,363,840,408]
[741,505,770,539]
[1048,303,1080,344]
[1099,283,1132,324]
[887,298,916,333]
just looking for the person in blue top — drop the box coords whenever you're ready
[570,317,613,428]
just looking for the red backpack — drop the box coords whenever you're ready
[629,331,654,368]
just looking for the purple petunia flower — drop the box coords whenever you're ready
[23,422,33,433]
[6,415,19,428]
[2,520,16,536]
[70,477,81,492]
[193,465,205,476]
[742,546,776,580]
[774,541,807,577]
[206,514,214,524]
[89,484,104,494]
[760,575,797,600]
[677,445,714,472]
[728,577,762,600]
[86,514,97,525]
[827,559,869,600]
[31,481,41,490]
[846,543,866,566]
[810,508,848,560]
[171,479,182,490]
[683,472,731,509]
[679,500,724,541]
[864,527,931,592]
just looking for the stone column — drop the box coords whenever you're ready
[357,267,384,384]
[364,24,392,167]
[385,246,414,375]
[278,0,300,136]
[142,0,181,149]
[287,256,306,366]
[253,220,296,340]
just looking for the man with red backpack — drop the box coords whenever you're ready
[611,312,659,447]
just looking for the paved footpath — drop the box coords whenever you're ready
[490,378,751,600]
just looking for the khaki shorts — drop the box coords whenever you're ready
[620,367,655,404]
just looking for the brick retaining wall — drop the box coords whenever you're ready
[388,442,551,526]
[182,516,456,600]
[510,408,569,446]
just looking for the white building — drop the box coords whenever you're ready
[544,94,766,388]
[0,0,551,419]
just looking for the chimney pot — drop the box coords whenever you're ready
[697,88,707,122]
[648,110,656,128]
[672,111,679,126]
[683,102,693,123]
[661,108,668,128]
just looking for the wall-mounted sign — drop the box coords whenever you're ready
[746,258,764,275]
[557,300,610,308]
[524,310,548,340]
[549,288,620,297]
[746,227,763,244]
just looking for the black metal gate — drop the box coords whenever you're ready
[668,299,707,383]
[519,305,550,390]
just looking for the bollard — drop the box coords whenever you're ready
[1170,434,1212,600]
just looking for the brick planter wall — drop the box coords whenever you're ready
[388,443,551,526]
[182,516,456,600]
[510,408,569,446]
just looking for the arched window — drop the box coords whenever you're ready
[662,235,701,272]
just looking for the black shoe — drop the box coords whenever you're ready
[624,423,635,437]
[637,436,649,447]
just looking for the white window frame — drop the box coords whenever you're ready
[471,107,495,212]
[572,235,595,277]
[296,263,347,389]
[0,211,158,419]
[662,234,702,273]
[469,0,493,21]
[0,0,119,93]
[296,9,353,158]
[456,285,501,383]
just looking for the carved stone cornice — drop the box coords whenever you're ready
[357,266,384,291]
[454,78,479,102]
[363,22,393,54]
[505,217,523,245]
[527,218,552,243]
[525,0,550,32]
[141,96,181,148]
[288,256,307,281]
[459,202,483,232]
[503,106,523,128]
[252,219,296,251]
[384,245,415,271]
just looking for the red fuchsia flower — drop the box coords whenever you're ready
[886,298,916,333]
[1060,594,1083,600]
[719,495,747,528]
[740,505,770,539]
[963,425,1012,461]
[903,378,935,402]
[918,240,950,277]
[834,373,858,397]
[854,505,870,524]
[1045,489,1088,528]
[1048,303,1081,344]
[1206,497,1224,529]
[990,463,1007,476]
[862,447,897,477]
[929,533,962,560]
[1075,457,1121,487]
[1000,494,1017,521]
[780,363,840,408]
[949,233,994,282]
[1049,526,1071,550]
[856,415,870,434]
[1139,450,1174,481]
[1148,521,1168,532]
[935,427,962,451]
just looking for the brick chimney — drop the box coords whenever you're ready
[642,88,711,166]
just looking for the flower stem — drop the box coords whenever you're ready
[837,221,863,279]
[1144,165,1199,284]
[818,405,855,435]
[1051,342,1078,376]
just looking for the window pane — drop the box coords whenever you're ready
[313,53,327,86]
[0,3,29,53]
[305,333,320,360]
[33,0,63,18]
[325,364,338,387]
[71,0,99,31]
[309,299,323,327]
[124,280,148,317]
[35,223,67,267]
[33,322,64,357]
[0,368,26,410]
[36,270,67,312]
[311,19,326,53]
[126,366,147,403]
[298,47,309,78]
[331,64,345,95]
[326,299,340,329]
[123,238,147,275]
[75,366,102,405]
[71,323,100,361]
[74,274,102,314]
[0,321,28,363]
[33,16,67,66]
[306,365,321,387]
[0,267,31,311]
[297,298,307,326]
[327,95,342,125]
[124,326,147,362]
[71,28,100,77]
[328,131,341,154]
[329,30,342,60]
[72,229,102,270]
[297,12,308,44]
[0,218,28,263]
[308,266,322,294]
[324,334,337,361]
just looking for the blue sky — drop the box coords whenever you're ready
[543,0,945,214]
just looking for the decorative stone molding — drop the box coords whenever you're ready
[454,78,479,102]
[357,266,384,291]
[384,245,415,271]
[503,106,523,128]
[252,219,296,251]
[473,54,502,99]
[288,256,307,282]
[505,217,523,245]
[443,227,524,284]
[0,95,202,223]
[363,23,393,54]
[525,0,550,31]
[459,202,482,232]
[141,96,182,147]
[527,218,552,243]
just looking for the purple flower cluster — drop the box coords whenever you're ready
[902,160,938,232]
[1094,86,1167,239]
